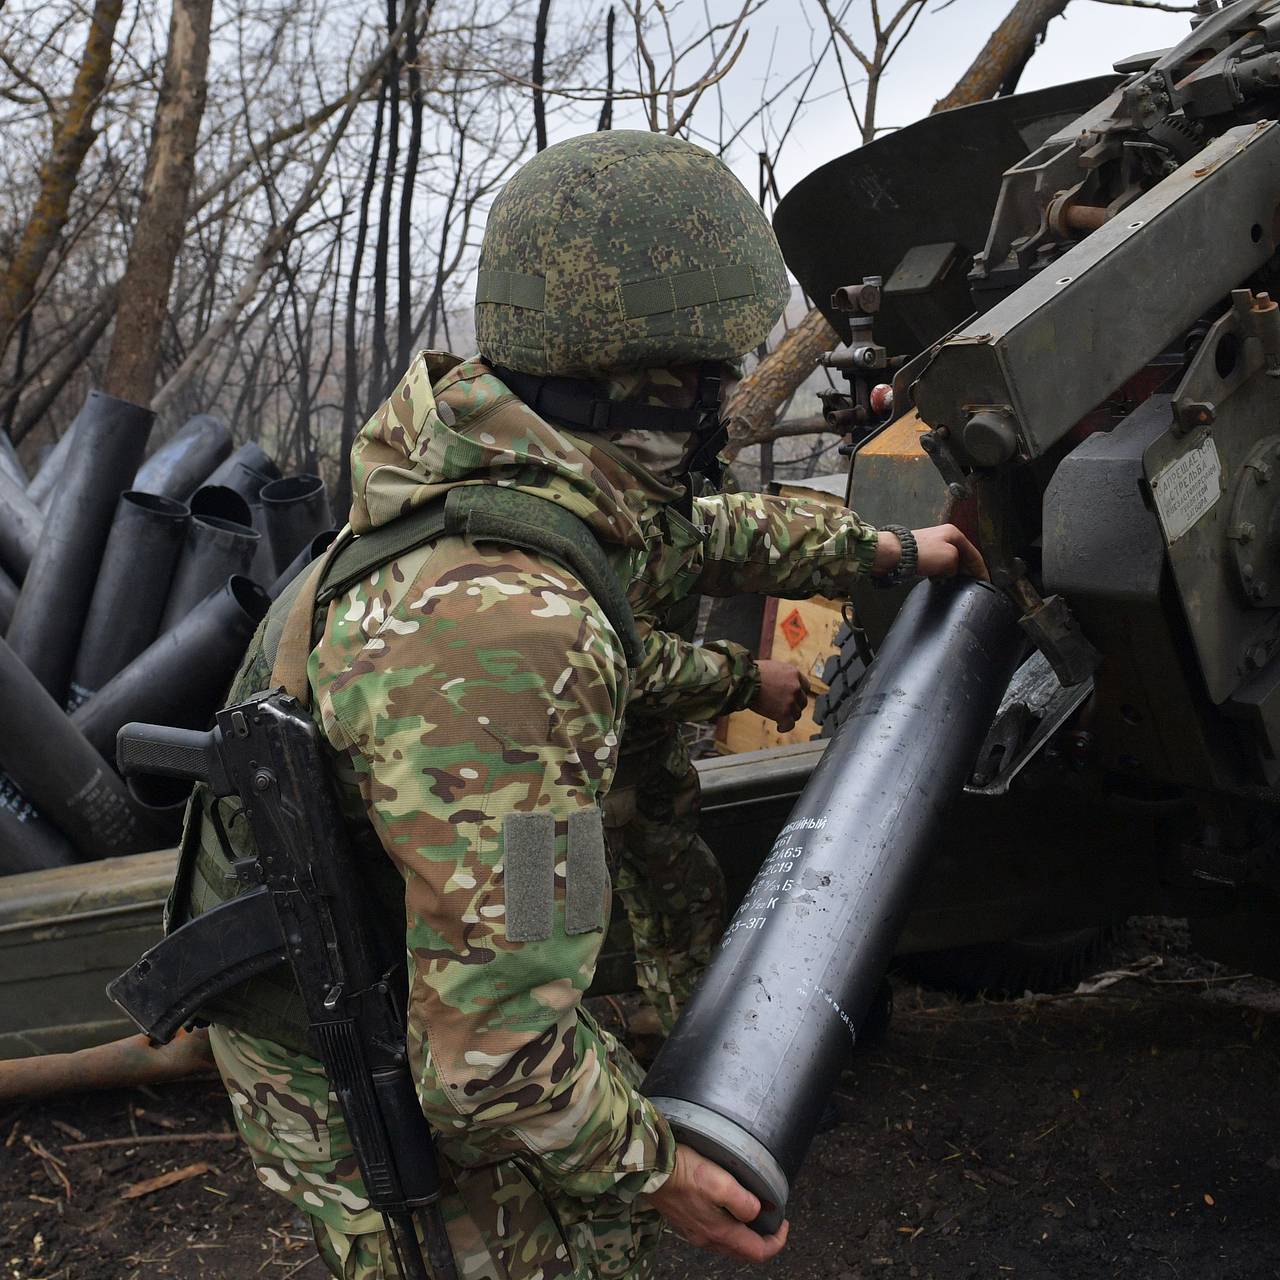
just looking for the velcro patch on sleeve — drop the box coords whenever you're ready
[502,812,556,942]
[564,808,608,935]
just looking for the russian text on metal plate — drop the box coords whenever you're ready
[1151,435,1222,544]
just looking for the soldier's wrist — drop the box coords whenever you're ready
[870,525,918,587]
[870,528,902,576]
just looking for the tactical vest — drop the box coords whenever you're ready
[165,484,642,1055]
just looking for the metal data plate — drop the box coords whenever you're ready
[1143,384,1280,705]
[1150,435,1223,544]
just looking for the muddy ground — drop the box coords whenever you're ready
[4,920,1279,1280]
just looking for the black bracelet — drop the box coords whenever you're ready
[873,524,918,589]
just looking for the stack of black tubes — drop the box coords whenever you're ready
[0,392,339,874]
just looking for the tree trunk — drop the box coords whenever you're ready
[723,308,835,456]
[597,6,616,131]
[102,0,213,406]
[0,0,123,369]
[370,0,401,402]
[9,292,116,444]
[396,5,425,370]
[533,0,552,150]
[729,0,1073,455]
[149,0,420,417]
[933,0,1071,112]
[337,85,387,518]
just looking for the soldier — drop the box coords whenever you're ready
[608,475,808,1044]
[176,129,983,1278]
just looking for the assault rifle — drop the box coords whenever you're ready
[108,690,458,1280]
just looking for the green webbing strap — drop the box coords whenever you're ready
[475,268,546,312]
[316,487,643,670]
[619,263,757,319]
[477,263,757,320]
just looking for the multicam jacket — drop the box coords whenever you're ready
[299,350,881,1211]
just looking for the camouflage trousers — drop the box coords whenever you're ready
[605,722,727,1035]
[208,1020,665,1279]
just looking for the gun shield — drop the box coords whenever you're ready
[0,776,79,874]
[0,635,164,857]
[73,576,270,760]
[204,441,281,502]
[6,391,155,701]
[643,580,1023,1233]
[69,491,191,707]
[133,413,232,501]
[159,512,260,630]
[260,474,333,578]
[0,466,42,580]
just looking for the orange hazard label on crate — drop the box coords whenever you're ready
[780,608,809,649]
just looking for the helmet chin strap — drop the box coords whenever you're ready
[486,359,731,495]
[682,363,726,491]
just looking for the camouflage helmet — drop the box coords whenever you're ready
[475,131,789,377]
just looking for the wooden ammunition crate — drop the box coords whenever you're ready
[0,850,175,1058]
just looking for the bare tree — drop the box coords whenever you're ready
[934,0,1070,110]
[0,0,1179,494]
[396,3,428,369]
[103,0,213,404]
[532,0,551,149]
[815,0,926,145]
[0,0,122,365]
[337,81,387,514]
[370,0,403,402]
[151,0,424,416]
[598,5,616,130]
[470,0,758,138]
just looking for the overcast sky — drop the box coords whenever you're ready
[577,1,1197,199]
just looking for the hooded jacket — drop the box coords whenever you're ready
[200,350,882,1266]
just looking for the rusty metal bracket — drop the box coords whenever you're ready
[998,572,1101,689]
[1173,288,1280,434]
[919,426,970,500]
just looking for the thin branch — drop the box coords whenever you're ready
[532,0,551,149]
[151,0,423,416]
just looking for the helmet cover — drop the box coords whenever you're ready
[476,130,790,376]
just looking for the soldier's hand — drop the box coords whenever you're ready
[750,660,811,732]
[644,1144,790,1263]
[873,524,988,581]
